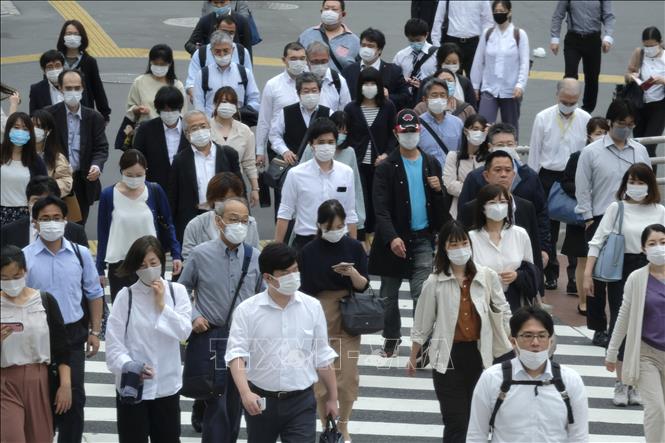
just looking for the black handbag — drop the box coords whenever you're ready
[339,287,385,336]
[319,416,344,443]
[264,127,311,190]
[614,82,644,109]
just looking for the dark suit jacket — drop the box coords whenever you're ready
[168,143,241,242]
[411,0,438,39]
[344,101,398,164]
[1,216,88,249]
[184,11,252,56]
[29,79,92,115]
[46,102,109,206]
[133,117,189,192]
[342,60,412,111]
[74,53,112,121]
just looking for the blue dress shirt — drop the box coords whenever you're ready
[419,111,464,170]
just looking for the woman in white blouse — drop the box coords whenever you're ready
[470,0,530,136]
[443,114,489,219]
[105,235,192,442]
[468,184,534,312]
[210,86,259,207]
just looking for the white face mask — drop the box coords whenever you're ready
[39,220,66,242]
[466,130,487,146]
[150,64,169,78]
[313,143,336,162]
[63,90,83,106]
[217,102,237,119]
[320,9,339,25]
[270,272,301,296]
[309,63,328,79]
[558,102,577,115]
[646,244,665,266]
[34,127,46,143]
[362,84,378,100]
[441,63,459,73]
[46,68,63,84]
[644,45,660,58]
[626,184,648,202]
[321,226,346,243]
[63,35,82,49]
[300,93,320,110]
[136,265,162,286]
[214,54,233,67]
[189,128,211,148]
[223,222,248,245]
[516,344,550,370]
[287,60,308,76]
[447,246,472,266]
[160,110,180,126]
[359,46,377,63]
[485,202,509,221]
[122,174,146,189]
[427,98,447,115]
[1,277,25,297]
[398,132,420,150]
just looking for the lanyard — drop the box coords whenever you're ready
[556,112,576,139]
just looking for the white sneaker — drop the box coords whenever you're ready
[613,381,628,406]
[628,386,643,405]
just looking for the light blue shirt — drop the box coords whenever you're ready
[402,154,428,231]
[419,111,463,170]
[193,62,261,117]
[66,106,82,171]
[299,25,360,71]
[23,237,104,325]
[185,43,254,90]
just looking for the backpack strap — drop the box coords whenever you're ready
[72,242,89,325]
[489,360,513,431]
[485,27,494,43]
[318,27,345,73]
[551,361,575,424]
[223,243,253,327]
[485,26,521,47]
[202,65,211,104]
[237,64,249,104]
[198,46,207,69]
[236,43,246,66]
[331,69,341,95]
[411,46,438,79]
[420,118,450,155]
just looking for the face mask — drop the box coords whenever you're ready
[447,246,472,266]
[646,244,665,266]
[63,90,83,107]
[485,202,509,221]
[214,54,232,67]
[427,98,447,115]
[1,277,25,297]
[337,133,347,146]
[466,130,487,146]
[590,133,605,142]
[320,9,339,25]
[39,221,66,242]
[136,265,162,286]
[516,344,549,370]
[287,60,308,76]
[160,110,180,126]
[217,102,237,119]
[150,64,169,77]
[359,46,377,63]
[362,84,378,100]
[270,272,301,296]
[321,226,346,243]
[300,93,320,110]
[190,128,211,148]
[611,125,632,141]
[223,222,248,245]
[493,12,509,24]
[34,127,46,143]
[46,68,63,84]
[9,129,30,146]
[214,5,232,16]
[309,63,328,79]
[398,132,420,150]
[409,41,425,52]
[63,35,82,48]
[447,82,456,97]
[644,45,660,58]
[313,143,336,162]
[625,184,648,202]
[442,63,459,73]
[122,174,146,189]
[558,102,577,115]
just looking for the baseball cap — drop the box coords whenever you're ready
[395,109,419,133]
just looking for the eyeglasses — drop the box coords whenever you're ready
[517,333,550,342]
[614,121,636,129]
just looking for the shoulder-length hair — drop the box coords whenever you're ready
[116,235,166,278]
[316,199,347,236]
[56,20,89,53]
[212,86,241,121]
[31,109,64,172]
[472,184,514,230]
[434,220,477,278]
[1,112,39,167]
[458,114,490,169]
[145,44,177,85]
[616,162,661,204]
[354,66,385,107]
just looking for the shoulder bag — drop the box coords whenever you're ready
[264,127,310,190]
[547,181,585,226]
[340,285,385,336]
[593,202,625,282]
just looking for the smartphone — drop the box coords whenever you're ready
[332,262,354,269]
[1,322,24,333]
[257,397,266,411]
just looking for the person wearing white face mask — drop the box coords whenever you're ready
[226,242,339,443]
[408,221,511,443]
[584,164,665,406]
[606,224,665,443]
[31,109,73,198]
[467,306,589,443]
[299,200,369,442]
[96,150,182,302]
[105,235,192,442]
[392,18,438,101]
[29,50,66,114]
[305,41,352,111]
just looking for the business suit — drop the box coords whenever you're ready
[66,53,112,122]
[411,1,438,41]
[169,142,241,242]
[1,215,88,249]
[184,11,252,57]
[133,116,189,193]
[29,79,92,115]
[342,60,412,111]
[46,102,109,225]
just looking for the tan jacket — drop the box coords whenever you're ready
[48,152,73,197]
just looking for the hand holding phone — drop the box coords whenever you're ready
[257,397,266,411]
[1,322,24,333]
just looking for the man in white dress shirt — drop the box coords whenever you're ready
[226,242,339,443]
[305,41,352,111]
[528,78,590,292]
[467,306,588,443]
[393,18,439,104]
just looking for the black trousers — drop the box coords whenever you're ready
[57,322,88,443]
[441,35,480,78]
[563,31,602,113]
[108,261,138,303]
[116,393,180,443]
[635,97,665,173]
[538,168,576,282]
[245,386,316,443]
[433,341,483,443]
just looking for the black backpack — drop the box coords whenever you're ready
[202,63,258,127]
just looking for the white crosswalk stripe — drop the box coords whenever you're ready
[81,278,645,442]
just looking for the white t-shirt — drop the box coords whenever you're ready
[1,160,31,207]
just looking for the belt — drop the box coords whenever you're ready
[249,383,312,400]
[445,35,479,44]
[567,31,601,38]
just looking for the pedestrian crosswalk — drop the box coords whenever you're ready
[80,279,646,442]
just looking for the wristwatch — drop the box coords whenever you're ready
[90,330,101,337]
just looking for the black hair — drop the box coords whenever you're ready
[321,0,345,11]
[119,149,148,172]
[404,18,429,38]
[642,26,662,42]
[212,86,241,120]
[616,162,661,204]
[259,243,298,275]
[472,184,513,230]
[56,20,89,53]
[31,195,68,220]
[1,112,39,168]
[1,245,26,272]
[1,83,17,98]
[283,42,305,58]
[433,67,456,83]
[116,236,166,278]
[641,224,665,247]
[154,86,184,112]
[31,109,64,172]
[316,199,346,235]
[586,116,609,142]
[434,220,477,278]
[360,28,386,50]
[206,171,245,206]
[354,66,386,107]
[145,44,177,86]
[487,122,517,145]
[606,99,638,123]
[57,69,85,88]
[39,49,65,70]
[484,149,514,171]
[216,13,237,28]
[509,306,554,338]
[492,0,512,12]
[25,175,61,200]
[458,114,490,172]
[436,42,463,70]
[329,110,348,130]
[307,118,339,143]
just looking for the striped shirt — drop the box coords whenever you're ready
[361,106,380,164]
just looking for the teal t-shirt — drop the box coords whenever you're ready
[402,154,429,231]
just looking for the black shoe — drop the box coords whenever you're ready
[592,331,609,348]
[381,338,402,358]
[545,278,558,290]
[566,280,577,295]
[191,399,204,433]
[577,304,587,316]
